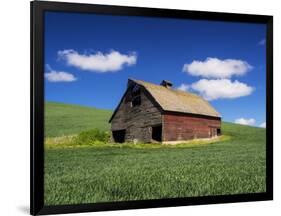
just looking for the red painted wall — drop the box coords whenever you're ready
[163,113,221,141]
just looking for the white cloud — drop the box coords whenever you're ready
[235,118,256,126]
[259,122,266,128]
[258,39,266,46]
[45,68,77,82]
[188,79,254,101]
[58,49,137,72]
[177,83,190,91]
[183,57,253,78]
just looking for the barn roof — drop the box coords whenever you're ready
[131,79,221,118]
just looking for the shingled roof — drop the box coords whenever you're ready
[131,79,221,118]
[109,79,221,122]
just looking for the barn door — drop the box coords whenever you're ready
[112,129,126,143]
[152,125,162,142]
[210,127,217,137]
[213,128,217,137]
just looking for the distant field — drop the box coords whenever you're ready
[45,102,112,137]
[45,120,266,205]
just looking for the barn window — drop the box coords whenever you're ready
[132,96,141,107]
[131,84,141,107]
[112,130,126,143]
[152,125,162,142]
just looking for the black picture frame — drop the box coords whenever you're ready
[30,1,273,215]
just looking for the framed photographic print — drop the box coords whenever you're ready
[30,1,273,215]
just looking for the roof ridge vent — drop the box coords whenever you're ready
[160,80,173,88]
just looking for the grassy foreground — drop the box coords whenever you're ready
[44,122,266,205]
[45,102,112,137]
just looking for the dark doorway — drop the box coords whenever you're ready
[112,130,126,143]
[217,128,221,136]
[152,125,162,142]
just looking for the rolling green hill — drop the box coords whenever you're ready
[45,102,112,137]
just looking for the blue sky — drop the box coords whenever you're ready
[44,11,266,127]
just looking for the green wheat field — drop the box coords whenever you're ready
[44,102,266,205]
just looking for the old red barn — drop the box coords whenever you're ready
[109,79,221,143]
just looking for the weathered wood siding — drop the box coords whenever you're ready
[163,113,221,141]
[111,88,162,142]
